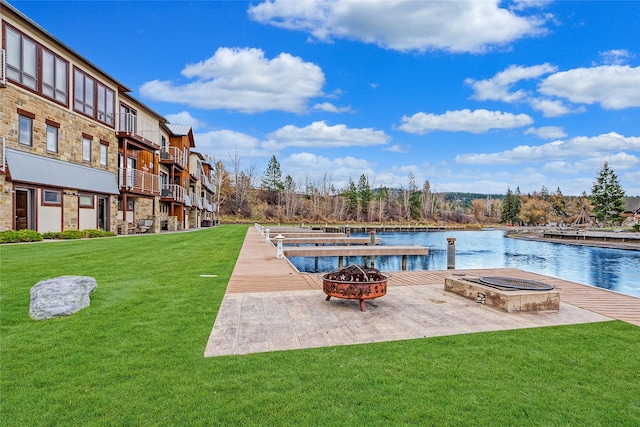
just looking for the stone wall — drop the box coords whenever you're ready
[1,85,119,232]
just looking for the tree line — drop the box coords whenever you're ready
[210,154,627,227]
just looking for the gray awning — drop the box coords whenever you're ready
[184,195,192,207]
[6,149,119,194]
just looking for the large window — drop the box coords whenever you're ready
[97,83,115,126]
[46,123,58,153]
[18,114,33,146]
[82,135,92,162]
[5,26,37,90]
[74,69,94,117]
[74,68,115,127]
[42,49,68,103]
[5,25,69,103]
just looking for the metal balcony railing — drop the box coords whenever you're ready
[159,146,187,169]
[118,112,160,146]
[118,168,160,195]
[160,184,185,203]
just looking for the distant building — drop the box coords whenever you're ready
[622,197,640,225]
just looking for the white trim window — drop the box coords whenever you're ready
[82,136,92,162]
[100,142,108,166]
[18,114,33,146]
[46,124,58,153]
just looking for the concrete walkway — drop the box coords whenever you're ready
[204,226,637,357]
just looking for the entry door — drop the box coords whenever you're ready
[15,188,35,230]
[98,196,109,230]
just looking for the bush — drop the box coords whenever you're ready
[0,229,44,244]
[42,229,116,240]
[632,224,640,232]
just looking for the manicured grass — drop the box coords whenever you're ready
[1,225,639,425]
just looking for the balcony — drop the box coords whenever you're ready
[160,184,185,203]
[159,146,188,169]
[118,168,160,195]
[118,113,161,147]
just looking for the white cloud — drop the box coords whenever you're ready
[164,111,206,130]
[466,63,557,102]
[248,0,549,53]
[456,132,640,165]
[525,126,567,139]
[312,102,354,113]
[398,109,533,134]
[596,49,634,66]
[263,121,391,150]
[193,129,269,159]
[527,97,579,117]
[539,65,640,110]
[140,47,325,113]
[281,152,375,190]
[384,144,409,153]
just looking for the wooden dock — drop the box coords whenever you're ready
[225,226,640,327]
[275,237,381,246]
[283,245,428,270]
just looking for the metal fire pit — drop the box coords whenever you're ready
[322,264,388,311]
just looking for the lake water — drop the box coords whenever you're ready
[288,230,640,298]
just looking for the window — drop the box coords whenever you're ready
[18,114,33,146]
[46,124,58,152]
[97,83,115,126]
[42,49,68,103]
[100,141,109,166]
[43,190,61,205]
[79,194,94,208]
[5,26,37,90]
[5,25,69,103]
[82,136,92,162]
[74,69,95,116]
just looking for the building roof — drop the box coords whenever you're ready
[6,149,119,194]
[166,124,192,136]
[624,197,640,213]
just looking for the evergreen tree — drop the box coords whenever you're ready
[357,174,373,219]
[590,162,625,223]
[343,178,359,219]
[261,155,284,192]
[500,187,521,224]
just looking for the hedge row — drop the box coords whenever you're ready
[0,229,116,244]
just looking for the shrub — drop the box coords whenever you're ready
[0,229,44,244]
[632,224,640,232]
[42,229,116,240]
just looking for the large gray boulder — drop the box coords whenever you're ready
[29,276,97,320]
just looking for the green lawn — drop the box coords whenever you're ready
[1,225,639,426]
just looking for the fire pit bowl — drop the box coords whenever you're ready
[322,264,388,311]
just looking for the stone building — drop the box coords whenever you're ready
[1,1,214,233]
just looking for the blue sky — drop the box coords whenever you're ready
[12,0,640,196]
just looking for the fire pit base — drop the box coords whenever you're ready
[322,265,388,312]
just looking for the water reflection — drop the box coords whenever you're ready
[287,230,640,298]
